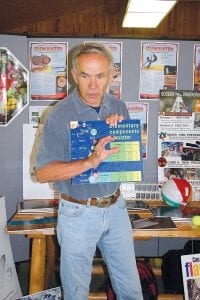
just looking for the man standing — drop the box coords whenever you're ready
[36,42,143,300]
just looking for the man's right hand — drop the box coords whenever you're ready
[88,135,120,168]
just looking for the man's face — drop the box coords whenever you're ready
[71,53,113,107]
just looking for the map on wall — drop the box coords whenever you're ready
[0,47,29,126]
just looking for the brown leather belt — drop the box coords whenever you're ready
[61,189,120,207]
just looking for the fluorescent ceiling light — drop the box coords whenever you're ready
[122,0,177,28]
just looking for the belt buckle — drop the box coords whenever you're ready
[96,196,112,207]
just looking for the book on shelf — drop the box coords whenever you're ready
[17,199,59,213]
[181,253,200,300]
[70,119,143,184]
[130,216,177,230]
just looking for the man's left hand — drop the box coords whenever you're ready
[105,114,124,126]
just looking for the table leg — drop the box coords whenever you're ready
[45,235,59,289]
[28,234,47,294]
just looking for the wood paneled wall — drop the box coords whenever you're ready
[5,1,200,40]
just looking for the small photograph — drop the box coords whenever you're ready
[181,147,200,161]
[194,113,200,128]
[31,54,51,72]
[187,278,200,300]
[184,168,196,180]
[164,167,198,181]
[164,168,184,180]
[171,94,189,113]
[161,142,184,158]
[56,75,67,93]
[108,82,121,99]
[112,62,121,81]
[32,54,51,66]
[143,53,157,69]
[196,168,200,180]
[159,92,193,114]
[164,65,177,75]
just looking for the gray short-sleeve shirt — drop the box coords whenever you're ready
[36,88,129,200]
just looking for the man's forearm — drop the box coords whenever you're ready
[36,134,120,183]
[35,155,100,183]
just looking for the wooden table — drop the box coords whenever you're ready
[6,212,57,294]
[6,211,200,294]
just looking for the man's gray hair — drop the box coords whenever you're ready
[71,42,114,70]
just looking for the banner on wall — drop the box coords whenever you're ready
[139,42,178,100]
[30,42,68,101]
[0,47,29,126]
[158,89,200,200]
[85,41,122,99]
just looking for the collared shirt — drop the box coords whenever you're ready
[36,88,130,200]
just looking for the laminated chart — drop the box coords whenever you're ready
[71,119,143,184]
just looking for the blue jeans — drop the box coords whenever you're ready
[57,196,143,300]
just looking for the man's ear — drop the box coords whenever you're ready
[71,68,78,84]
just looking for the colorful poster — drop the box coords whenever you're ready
[0,196,22,299]
[85,41,122,99]
[126,102,148,158]
[71,119,143,184]
[139,42,178,99]
[30,42,68,101]
[193,44,200,92]
[0,47,29,126]
[158,90,200,200]
[181,254,200,300]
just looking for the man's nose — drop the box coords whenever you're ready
[88,77,98,88]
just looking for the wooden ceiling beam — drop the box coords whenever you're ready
[0,0,105,31]
[104,0,127,15]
